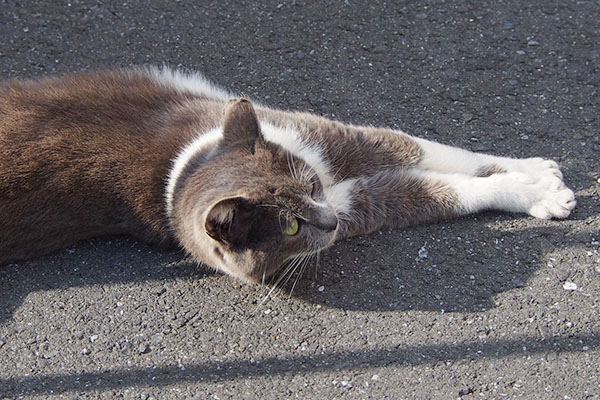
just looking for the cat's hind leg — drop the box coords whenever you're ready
[412,136,564,179]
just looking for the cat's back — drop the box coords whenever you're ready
[0,68,230,264]
[0,68,231,180]
[0,70,179,204]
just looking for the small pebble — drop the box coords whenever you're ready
[416,245,428,260]
[43,350,58,359]
[138,343,150,354]
[563,281,577,291]
[527,40,539,46]
[318,286,325,292]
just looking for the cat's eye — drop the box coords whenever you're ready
[282,217,299,236]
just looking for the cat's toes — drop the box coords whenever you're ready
[545,161,563,179]
[517,157,563,179]
[528,186,576,219]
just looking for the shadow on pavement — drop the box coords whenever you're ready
[0,237,212,323]
[1,333,597,397]
[2,217,589,320]
[291,221,588,312]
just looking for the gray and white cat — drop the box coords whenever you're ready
[0,67,576,282]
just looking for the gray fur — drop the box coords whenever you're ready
[0,68,574,283]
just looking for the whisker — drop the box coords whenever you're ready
[256,255,299,308]
[289,253,312,297]
[278,209,285,230]
[286,151,295,180]
[299,162,307,182]
[287,254,305,297]
[290,153,299,181]
[313,249,321,279]
[280,254,304,290]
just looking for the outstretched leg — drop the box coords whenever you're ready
[412,136,565,179]
[329,164,576,240]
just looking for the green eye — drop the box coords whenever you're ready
[283,217,299,236]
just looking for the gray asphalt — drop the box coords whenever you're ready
[1,1,599,399]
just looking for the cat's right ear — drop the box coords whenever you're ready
[221,98,263,150]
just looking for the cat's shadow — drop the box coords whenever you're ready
[0,238,211,323]
[289,215,585,312]
[0,214,587,321]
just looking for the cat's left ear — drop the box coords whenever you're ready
[222,98,263,149]
[205,196,254,248]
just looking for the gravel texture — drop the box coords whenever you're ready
[1,0,599,399]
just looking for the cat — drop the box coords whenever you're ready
[0,67,576,283]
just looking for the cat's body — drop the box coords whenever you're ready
[0,67,576,282]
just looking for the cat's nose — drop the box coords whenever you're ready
[317,214,338,232]
[324,220,338,232]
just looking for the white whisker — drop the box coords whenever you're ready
[289,253,312,297]
[256,255,299,308]
[313,249,321,279]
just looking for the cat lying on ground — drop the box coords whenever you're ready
[0,67,576,282]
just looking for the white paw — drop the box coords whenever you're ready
[500,169,576,219]
[509,157,563,180]
[527,185,576,219]
[493,156,575,218]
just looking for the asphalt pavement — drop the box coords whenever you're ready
[1,1,599,399]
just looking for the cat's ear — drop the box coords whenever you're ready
[222,98,262,149]
[205,196,254,247]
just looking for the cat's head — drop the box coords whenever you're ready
[170,98,338,282]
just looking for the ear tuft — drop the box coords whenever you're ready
[222,98,262,149]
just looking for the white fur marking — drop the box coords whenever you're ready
[325,179,358,214]
[409,168,576,219]
[165,128,223,215]
[412,137,499,175]
[260,122,333,187]
[148,66,233,101]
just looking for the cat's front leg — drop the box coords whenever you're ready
[411,168,576,220]
[328,166,576,240]
[409,136,576,218]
